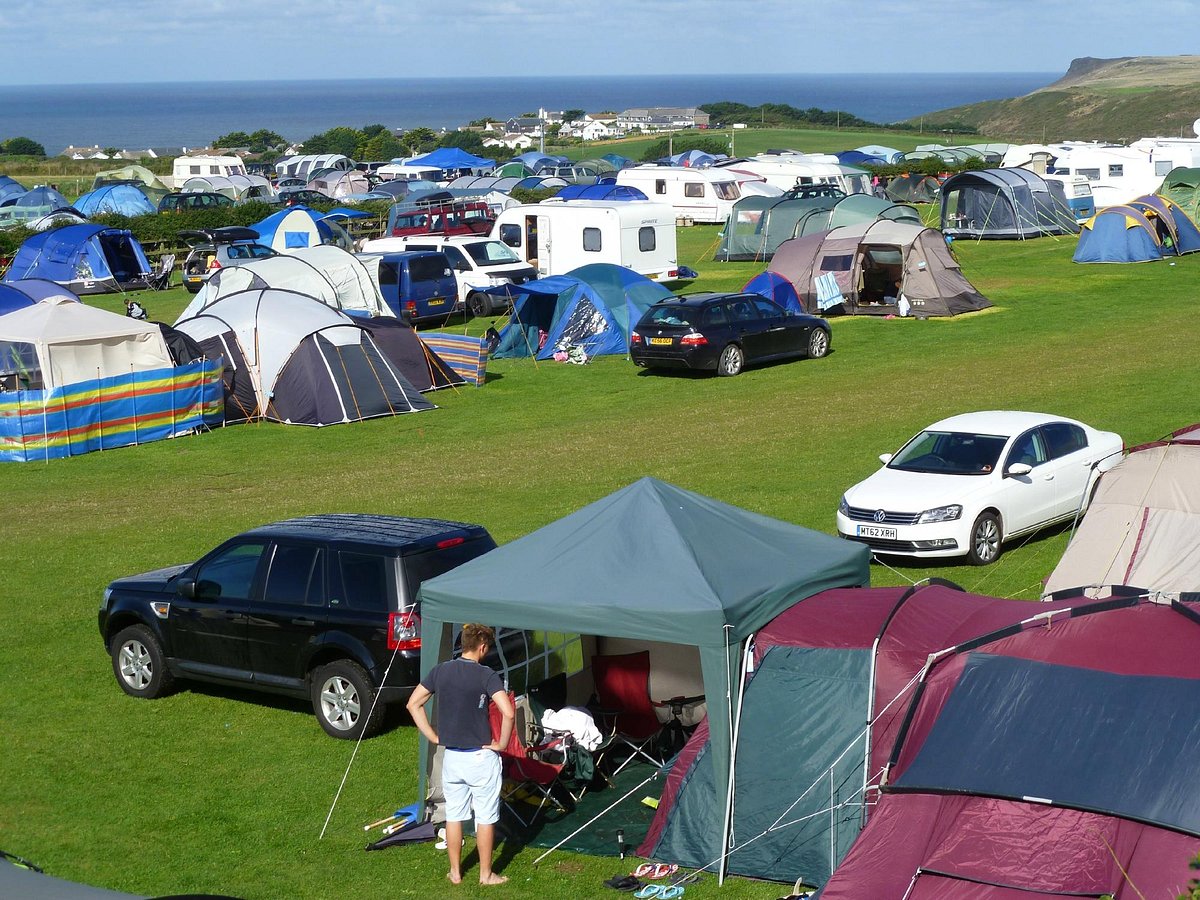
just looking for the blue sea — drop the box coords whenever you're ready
[0,73,1054,154]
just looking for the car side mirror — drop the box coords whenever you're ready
[176,578,197,599]
[454,261,470,272]
[879,453,893,465]
[1006,462,1033,477]
[444,268,454,277]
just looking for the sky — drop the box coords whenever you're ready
[3,0,1200,84]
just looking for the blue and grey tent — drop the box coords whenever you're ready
[489,264,672,360]
[72,183,156,217]
[2,224,152,294]
[0,175,25,205]
[940,168,1079,239]
[836,150,885,167]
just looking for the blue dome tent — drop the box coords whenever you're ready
[742,270,802,314]
[0,284,36,316]
[489,264,673,360]
[0,176,25,205]
[73,183,156,217]
[553,184,648,202]
[3,224,152,294]
[1073,194,1200,263]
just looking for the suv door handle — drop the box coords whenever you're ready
[291,618,316,627]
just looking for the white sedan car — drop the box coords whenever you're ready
[836,411,1124,565]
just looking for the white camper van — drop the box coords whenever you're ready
[724,154,871,195]
[614,167,742,223]
[490,200,682,280]
[171,155,248,189]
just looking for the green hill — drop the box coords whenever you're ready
[915,56,1200,142]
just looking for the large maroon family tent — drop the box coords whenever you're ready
[638,583,1098,885]
[819,596,1200,899]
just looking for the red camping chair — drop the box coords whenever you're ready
[489,692,575,827]
[590,651,666,776]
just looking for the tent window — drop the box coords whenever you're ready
[0,340,42,391]
[820,254,853,272]
[683,182,704,198]
[582,227,602,252]
[496,630,584,694]
[638,226,656,252]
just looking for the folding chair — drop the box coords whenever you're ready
[489,692,575,827]
[590,651,665,777]
[148,253,176,291]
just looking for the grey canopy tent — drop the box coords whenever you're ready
[416,477,870,874]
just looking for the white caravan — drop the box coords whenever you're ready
[614,166,742,223]
[490,200,682,280]
[171,155,247,188]
[723,153,871,195]
[1035,138,1200,207]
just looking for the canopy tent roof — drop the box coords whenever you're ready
[418,477,871,878]
[1043,424,1200,598]
[408,147,494,170]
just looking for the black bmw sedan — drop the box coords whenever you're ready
[629,292,831,376]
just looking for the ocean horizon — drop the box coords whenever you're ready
[0,73,1055,154]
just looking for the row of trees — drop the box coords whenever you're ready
[0,137,47,157]
[211,123,494,164]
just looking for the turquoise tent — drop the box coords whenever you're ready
[73,183,156,217]
[416,477,872,865]
[490,264,672,360]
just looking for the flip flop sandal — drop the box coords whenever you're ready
[646,864,679,880]
[605,875,644,892]
[634,886,685,900]
[631,864,655,878]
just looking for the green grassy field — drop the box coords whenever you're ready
[1,223,1193,899]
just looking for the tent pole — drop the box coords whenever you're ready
[718,633,753,887]
[862,633,880,829]
[532,768,660,866]
[130,366,139,447]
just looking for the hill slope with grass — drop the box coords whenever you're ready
[914,55,1200,142]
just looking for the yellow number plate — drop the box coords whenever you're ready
[649,337,673,346]
[427,297,445,306]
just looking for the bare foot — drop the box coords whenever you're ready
[447,871,462,885]
[479,873,508,886]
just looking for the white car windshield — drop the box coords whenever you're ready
[889,430,1008,475]
[465,241,521,265]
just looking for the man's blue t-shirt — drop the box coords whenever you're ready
[421,657,505,749]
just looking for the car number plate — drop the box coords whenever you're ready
[649,337,673,346]
[857,525,897,540]
[427,297,445,306]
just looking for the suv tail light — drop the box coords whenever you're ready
[388,610,421,651]
[630,330,643,345]
[405,301,417,315]
[680,332,708,347]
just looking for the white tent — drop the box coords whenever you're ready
[0,297,172,390]
[1042,425,1200,598]
[309,170,370,198]
[176,255,341,322]
[175,289,432,426]
[281,245,387,317]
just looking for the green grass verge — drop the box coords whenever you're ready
[0,226,1192,899]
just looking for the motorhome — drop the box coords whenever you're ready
[1039,138,1200,207]
[1042,174,1095,222]
[491,200,683,280]
[170,155,247,189]
[721,153,872,196]
[614,166,742,223]
[376,163,443,182]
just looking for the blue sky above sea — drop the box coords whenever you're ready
[0,73,1055,154]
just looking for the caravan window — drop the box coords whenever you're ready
[655,180,667,195]
[684,182,705,198]
[1156,160,1175,176]
[1108,164,1124,178]
[498,223,521,248]
[189,165,201,175]
[582,227,602,252]
[638,226,656,252]
[713,182,739,200]
[1076,168,1100,181]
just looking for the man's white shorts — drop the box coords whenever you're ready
[442,748,502,825]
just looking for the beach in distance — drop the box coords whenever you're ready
[2,72,1054,153]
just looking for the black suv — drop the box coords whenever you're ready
[99,515,495,739]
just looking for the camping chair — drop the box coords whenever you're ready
[148,253,176,291]
[590,651,666,777]
[489,692,576,828]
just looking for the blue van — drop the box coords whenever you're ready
[366,250,460,325]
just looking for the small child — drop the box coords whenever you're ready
[125,298,148,320]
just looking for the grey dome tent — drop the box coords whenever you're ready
[175,288,433,425]
[939,168,1079,239]
[770,220,992,317]
[884,174,942,204]
[416,478,871,870]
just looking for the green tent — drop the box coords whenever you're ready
[1157,166,1200,222]
[416,477,871,867]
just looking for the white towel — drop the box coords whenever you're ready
[541,706,603,751]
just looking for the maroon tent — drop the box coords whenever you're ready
[820,598,1200,898]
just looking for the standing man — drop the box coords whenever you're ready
[407,624,514,886]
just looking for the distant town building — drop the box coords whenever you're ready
[505,117,544,137]
[616,107,710,132]
[483,134,535,151]
[562,115,619,141]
